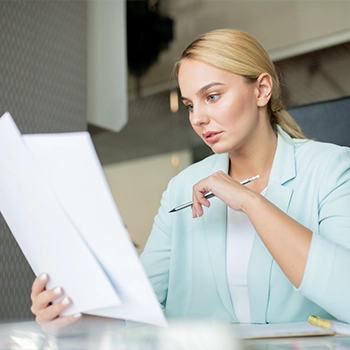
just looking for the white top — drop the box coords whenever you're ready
[226,188,266,323]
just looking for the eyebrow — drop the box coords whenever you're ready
[181,82,224,101]
[197,82,224,95]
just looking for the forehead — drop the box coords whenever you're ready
[178,59,226,81]
[178,58,238,95]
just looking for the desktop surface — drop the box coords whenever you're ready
[1,316,349,350]
[244,335,350,350]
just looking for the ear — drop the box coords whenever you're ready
[255,73,273,108]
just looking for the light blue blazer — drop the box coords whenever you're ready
[140,128,350,324]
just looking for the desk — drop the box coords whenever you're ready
[245,336,350,350]
[0,316,238,350]
[0,317,349,350]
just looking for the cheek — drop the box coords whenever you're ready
[219,100,243,124]
[222,92,256,124]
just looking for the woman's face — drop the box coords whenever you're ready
[178,58,266,155]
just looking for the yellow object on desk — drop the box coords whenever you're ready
[308,315,350,335]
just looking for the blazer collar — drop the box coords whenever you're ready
[269,126,297,187]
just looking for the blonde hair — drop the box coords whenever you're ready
[173,28,306,139]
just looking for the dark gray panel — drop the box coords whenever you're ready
[288,96,350,147]
[0,1,87,322]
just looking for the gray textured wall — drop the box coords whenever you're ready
[0,1,87,322]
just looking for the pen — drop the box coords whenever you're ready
[169,175,260,213]
[308,315,350,335]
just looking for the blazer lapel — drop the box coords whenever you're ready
[249,129,296,323]
[204,155,236,319]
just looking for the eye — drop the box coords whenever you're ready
[206,94,219,103]
[184,103,194,111]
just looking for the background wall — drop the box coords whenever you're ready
[103,150,192,254]
[0,1,87,322]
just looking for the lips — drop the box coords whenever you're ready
[203,131,222,143]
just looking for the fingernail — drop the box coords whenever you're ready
[62,297,70,306]
[53,287,63,295]
[73,313,82,318]
[39,273,48,281]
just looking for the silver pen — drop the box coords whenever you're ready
[169,175,260,213]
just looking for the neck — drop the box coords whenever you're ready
[228,125,277,192]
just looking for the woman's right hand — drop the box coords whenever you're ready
[30,273,82,335]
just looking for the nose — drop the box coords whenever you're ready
[190,106,210,127]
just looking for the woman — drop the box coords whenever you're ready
[31,29,350,331]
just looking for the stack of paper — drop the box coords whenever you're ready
[0,112,166,327]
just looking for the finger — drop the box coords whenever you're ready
[36,295,73,325]
[192,200,209,218]
[192,191,211,218]
[31,273,49,300]
[41,313,82,336]
[31,285,64,316]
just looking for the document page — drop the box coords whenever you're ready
[232,322,334,339]
[0,112,166,327]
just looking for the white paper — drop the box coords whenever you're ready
[0,112,167,327]
[232,322,334,339]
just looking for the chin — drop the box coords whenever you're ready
[208,147,227,155]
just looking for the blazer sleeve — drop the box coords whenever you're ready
[297,146,350,323]
[139,178,174,307]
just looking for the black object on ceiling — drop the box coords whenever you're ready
[127,0,174,95]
